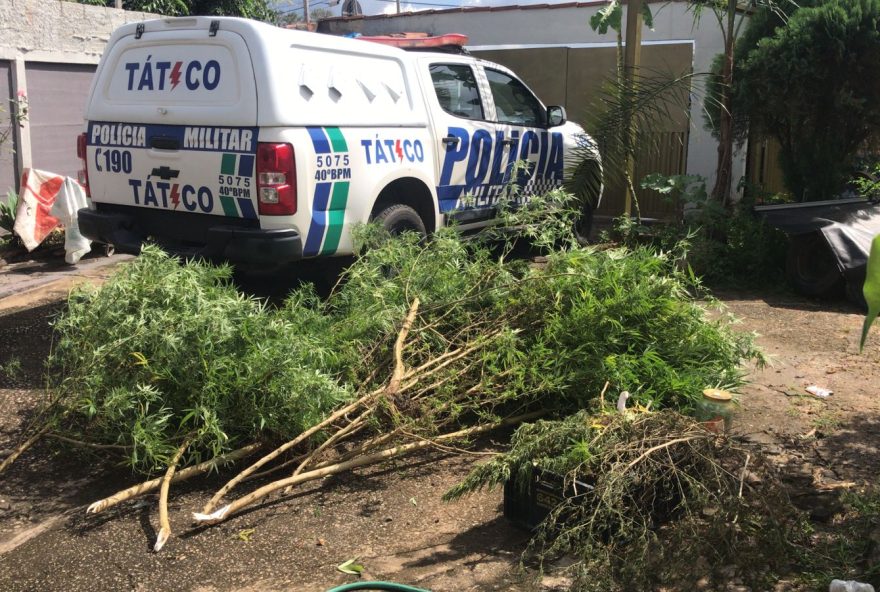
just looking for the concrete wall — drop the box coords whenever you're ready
[0,0,157,63]
[320,1,748,202]
[0,59,15,197]
[0,0,158,195]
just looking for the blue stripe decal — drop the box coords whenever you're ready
[238,154,255,177]
[237,197,257,220]
[303,183,333,256]
[307,127,332,154]
[437,185,464,213]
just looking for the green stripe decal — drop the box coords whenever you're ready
[325,127,348,152]
[220,153,237,175]
[320,181,350,255]
[219,195,239,217]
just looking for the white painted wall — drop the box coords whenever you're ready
[0,0,157,189]
[322,1,748,196]
[0,0,157,64]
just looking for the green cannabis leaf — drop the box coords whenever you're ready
[860,233,880,352]
[337,558,365,575]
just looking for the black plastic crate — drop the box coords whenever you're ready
[503,464,594,531]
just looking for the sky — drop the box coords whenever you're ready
[272,0,578,21]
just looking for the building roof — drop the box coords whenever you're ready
[320,0,672,24]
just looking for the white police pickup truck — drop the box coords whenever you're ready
[77,17,600,267]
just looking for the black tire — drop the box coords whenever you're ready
[373,204,427,238]
[785,233,843,297]
[573,203,595,246]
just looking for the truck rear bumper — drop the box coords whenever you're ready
[78,207,303,266]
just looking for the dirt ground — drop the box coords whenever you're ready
[0,249,878,592]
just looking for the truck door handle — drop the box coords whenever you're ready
[442,135,460,148]
[150,136,179,150]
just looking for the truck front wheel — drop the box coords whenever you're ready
[573,203,595,245]
[373,204,427,238]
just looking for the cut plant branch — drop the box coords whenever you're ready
[87,443,261,515]
[0,424,50,475]
[154,437,191,552]
[194,412,544,524]
[37,205,761,541]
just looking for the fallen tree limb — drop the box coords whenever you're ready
[0,424,51,475]
[281,413,374,495]
[200,388,380,515]
[46,433,132,450]
[621,435,704,474]
[203,298,421,515]
[292,412,369,479]
[387,298,420,394]
[86,443,261,515]
[193,411,544,525]
[244,452,308,482]
[153,437,191,552]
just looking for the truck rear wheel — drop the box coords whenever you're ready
[373,204,427,238]
[785,233,843,297]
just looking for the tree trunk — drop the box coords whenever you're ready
[711,0,737,206]
[623,0,644,218]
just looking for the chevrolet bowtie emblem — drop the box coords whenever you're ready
[150,166,180,180]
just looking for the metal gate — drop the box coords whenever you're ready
[24,62,97,180]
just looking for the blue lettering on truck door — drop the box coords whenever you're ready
[436,127,564,213]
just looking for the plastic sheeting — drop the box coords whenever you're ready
[755,198,880,280]
[13,168,91,264]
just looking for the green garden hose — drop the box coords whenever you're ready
[325,582,431,592]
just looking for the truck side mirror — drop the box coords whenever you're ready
[547,106,567,127]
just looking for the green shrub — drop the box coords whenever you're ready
[738,0,880,201]
[48,192,762,474]
[50,249,350,471]
[633,174,788,288]
[447,411,799,591]
[0,190,18,236]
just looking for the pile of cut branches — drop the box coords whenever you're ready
[446,410,801,591]
[1,191,764,551]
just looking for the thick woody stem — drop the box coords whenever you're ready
[153,437,192,552]
[194,412,544,525]
[86,443,261,515]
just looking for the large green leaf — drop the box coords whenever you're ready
[859,233,880,352]
[642,3,654,29]
[590,1,622,34]
[588,1,653,34]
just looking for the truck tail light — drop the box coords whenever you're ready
[256,143,296,216]
[76,133,91,197]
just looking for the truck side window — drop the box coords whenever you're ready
[430,64,484,121]
[485,68,546,127]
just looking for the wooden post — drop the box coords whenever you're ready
[11,57,31,189]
